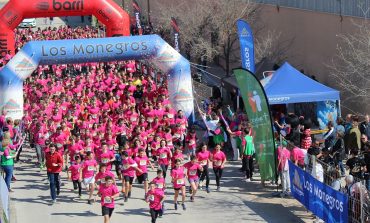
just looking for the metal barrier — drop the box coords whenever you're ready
[301,149,369,222]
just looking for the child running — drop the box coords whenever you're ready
[98,176,120,223]
[171,159,186,210]
[121,151,142,202]
[67,154,82,199]
[211,144,226,191]
[146,182,165,223]
[80,151,98,204]
[183,155,203,201]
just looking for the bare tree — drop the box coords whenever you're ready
[329,21,370,115]
[152,0,280,76]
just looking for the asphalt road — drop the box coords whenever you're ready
[9,146,311,223]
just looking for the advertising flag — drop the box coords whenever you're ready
[171,17,180,52]
[237,19,255,73]
[234,68,276,180]
[132,0,143,35]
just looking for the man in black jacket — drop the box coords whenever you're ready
[331,130,346,176]
[360,114,370,139]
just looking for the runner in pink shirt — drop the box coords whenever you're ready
[196,143,211,193]
[171,159,187,211]
[150,170,166,191]
[67,154,82,198]
[211,144,227,191]
[134,149,154,197]
[80,151,98,204]
[97,176,119,223]
[157,140,172,179]
[95,164,115,187]
[121,151,142,202]
[99,143,115,171]
[183,155,203,202]
[146,182,165,223]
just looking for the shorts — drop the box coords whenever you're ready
[83,176,95,185]
[174,186,185,191]
[137,173,148,184]
[123,176,134,185]
[102,206,114,217]
[189,178,200,184]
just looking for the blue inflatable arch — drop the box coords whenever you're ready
[0,35,194,120]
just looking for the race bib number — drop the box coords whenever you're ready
[149,195,155,202]
[174,134,181,138]
[102,158,109,164]
[86,147,91,152]
[101,178,106,184]
[160,153,167,159]
[168,114,173,118]
[167,141,173,146]
[215,161,222,166]
[56,143,63,148]
[147,118,153,123]
[92,114,97,119]
[157,183,163,189]
[61,106,66,111]
[201,160,207,166]
[88,166,94,171]
[130,117,137,122]
[123,164,129,170]
[189,140,195,146]
[176,179,184,184]
[75,150,80,154]
[189,170,197,176]
[104,197,112,204]
[140,160,147,166]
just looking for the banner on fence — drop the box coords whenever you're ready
[288,161,348,223]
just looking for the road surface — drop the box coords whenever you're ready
[9,147,312,223]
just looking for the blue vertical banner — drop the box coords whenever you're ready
[288,161,348,223]
[237,19,255,73]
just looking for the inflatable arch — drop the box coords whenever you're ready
[0,35,194,120]
[0,0,131,54]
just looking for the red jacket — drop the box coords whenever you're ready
[45,152,63,173]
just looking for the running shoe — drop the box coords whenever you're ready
[128,191,131,198]
[78,195,82,199]
[190,196,194,202]
[206,187,210,193]
[87,199,91,204]
[124,196,128,202]
[217,186,221,191]
[182,203,186,210]
[52,199,56,204]
[174,203,178,210]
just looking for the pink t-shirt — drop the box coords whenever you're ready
[121,158,137,177]
[157,147,171,165]
[100,151,115,170]
[171,166,185,188]
[183,162,201,180]
[95,171,115,184]
[197,150,211,166]
[82,159,98,178]
[68,163,81,180]
[151,177,165,190]
[99,184,119,208]
[291,147,305,166]
[277,147,291,171]
[135,156,149,175]
[212,151,226,169]
[147,188,164,210]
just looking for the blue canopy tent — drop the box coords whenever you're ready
[264,62,340,104]
[263,62,341,129]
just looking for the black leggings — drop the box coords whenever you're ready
[200,165,210,187]
[242,156,254,179]
[213,168,223,187]
[160,164,168,179]
[150,208,160,223]
[72,180,82,196]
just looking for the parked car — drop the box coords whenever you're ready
[19,18,36,28]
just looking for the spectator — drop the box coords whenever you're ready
[345,115,361,155]
[360,114,370,139]
[331,129,346,176]
[346,150,366,180]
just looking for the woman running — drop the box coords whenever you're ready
[98,176,120,223]
[211,144,226,191]
[183,155,203,201]
[196,143,211,193]
[80,151,98,204]
[157,140,172,179]
[146,182,165,223]
[121,151,142,202]
[171,159,186,210]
